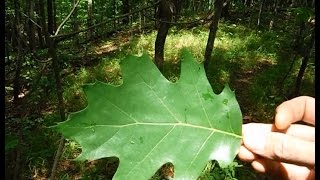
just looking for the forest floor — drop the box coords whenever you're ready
[5,12,315,180]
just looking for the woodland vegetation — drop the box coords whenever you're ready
[5,0,315,179]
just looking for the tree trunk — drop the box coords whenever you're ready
[47,0,54,34]
[12,0,21,49]
[292,28,315,97]
[155,23,170,73]
[72,0,79,46]
[269,0,279,30]
[122,0,130,24]
[154,0,157,29]
[221,0,230,19]
[273,0,279,14]
[204,0,224,72]
[39,0,48,46]
[13,48,23,106]
[35,0,44,48]
[87,0,93,39]
[113,0,116,30]
[154,0,176,73]
[27,0,35,52]
[257,0,265,27]
[48,37,67,180]
[53,0,57,30]
[13,0,23,107]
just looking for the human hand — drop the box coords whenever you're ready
[238,96,315,179]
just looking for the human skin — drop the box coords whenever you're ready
[238,96,315,179]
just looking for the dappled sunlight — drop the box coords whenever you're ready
[95,43,118,55]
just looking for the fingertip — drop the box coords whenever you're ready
[237,146,257,162]
[275,96,315,128]
[275,106,291,130]
[252,160,267,173]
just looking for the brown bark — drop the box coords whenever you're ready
[221,0,230,19]
[12,0,20,49]
[53,1,160,41]
[27,0,35,51]
[53,0,57,30]
[122,0,130,24]
[35,0,44,47]
[13,0,23,106]
[48,38,66,180]
[47,0,54,34]
[87,0,93,39]
[204,0,224,72]
[257,0,265,27]
[292,28,314,97]
[113,0,116,29]
[72,0,79,45]
[154,0,177,73]
[155,22,170,72]
[39,0,48,46]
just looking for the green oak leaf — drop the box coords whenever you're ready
[52,49,242,179]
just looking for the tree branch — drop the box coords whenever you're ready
[55,0,81,36]
[19,11,42,29]
[151,14,212,25]
[52,0,162,41]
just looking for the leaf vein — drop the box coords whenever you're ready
[138,74,181,123]
[187,131,214,170]
[125,125,177,177]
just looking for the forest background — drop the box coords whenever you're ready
[5,0,315,179]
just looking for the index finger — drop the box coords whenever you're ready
[275,96,315,130]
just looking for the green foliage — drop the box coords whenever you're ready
[289,7,314,23]
[53,49,242,179]
[5,134,18,152]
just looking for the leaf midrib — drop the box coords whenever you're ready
[80,122,242,138]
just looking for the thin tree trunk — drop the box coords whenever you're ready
[72,0,79,46]
[257,0,265,27]
[48,2,66,177]
[87,0,93,39]
[154,0,157,29]
[27,0,35,51]
[204,0,224,72]
[269,0,278,30]
[274,0,279,14]
[35,0,44,47]
[12,0,21,49]
[12,3,23,178]
[280,54,298,85]
[113,0,116,29]
[12,146,21,180]
[48,0,54,34]
[292,29,315,97]
[53,0,57,30]
[13,36,23,106]
[122,0,130,24]
[221,0,230,19]
[154,0,176,73]
[155,23,170,72]
[13,0,23,106]
[48,38,66,180]
[39,0,48,46]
